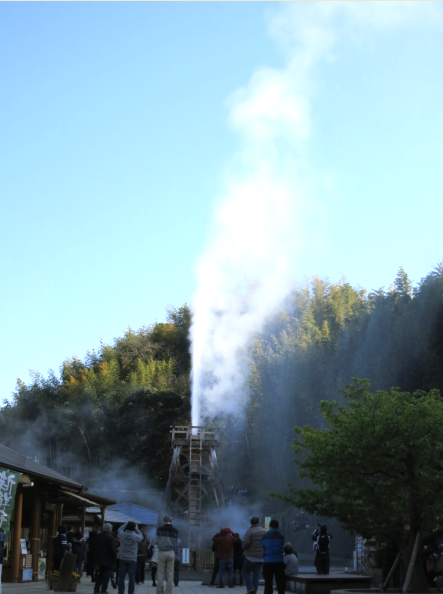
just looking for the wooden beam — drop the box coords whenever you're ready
[31,492,41,582]
[46,509,57,574]
[11,485,23,583]
[80,505,86,536]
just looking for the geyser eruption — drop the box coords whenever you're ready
[189,1,428,425]
[190,175,297,425]
[188,11,315,425]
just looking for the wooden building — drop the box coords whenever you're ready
[0,443,116,583]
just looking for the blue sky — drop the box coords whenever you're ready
[1,2,443,402]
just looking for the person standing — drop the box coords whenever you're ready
[233,533,244,586]
[117,521,143,594]
[212,528,238,588]
[210,540,219,586]
[53,525,68,571]
[72,531,87,577]
[242,517,266,594]
[154,516,179,594]
[135,533,148,585]
[87,529,98,582]
[148,539,159,587]
[94,523,117,594]
[174,538,182,587]
[314,525,331,575]
[261,519,285,594]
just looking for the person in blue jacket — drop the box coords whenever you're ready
[261,520,285,594]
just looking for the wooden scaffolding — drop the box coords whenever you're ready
[159,425,225,549]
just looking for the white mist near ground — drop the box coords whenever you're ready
[189,2,441,426]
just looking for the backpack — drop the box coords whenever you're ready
[316,534,330,555]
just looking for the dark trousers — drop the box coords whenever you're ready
[136,556,145,583]
[263,562,286,594]
[234,560,244,585]
[53,558,62,571]
[315,554,330,575]
[119,559,137,594]
[219,558,234,588]
[74,558,84,576]
[95,566,111,593]
[242,559,262,593]
[210,558,219,585]
[174,560,181,586]
[151,565,158,584]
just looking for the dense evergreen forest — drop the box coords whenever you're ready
[1,262,442,505]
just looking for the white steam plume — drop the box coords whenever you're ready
[189,2,441,426]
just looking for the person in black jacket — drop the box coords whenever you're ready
[94,524,117,594]
[53,525,68,571]
[87,530,99,582]
[72,531,86,577]
[210,541,219,586]
[314,525,332,575]
[233,534,244,586]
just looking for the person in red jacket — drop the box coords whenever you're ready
[212,528,238,588]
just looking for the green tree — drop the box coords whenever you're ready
[275,379,443,592]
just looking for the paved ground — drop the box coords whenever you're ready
[0,580,244,594]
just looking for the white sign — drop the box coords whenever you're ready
[265,517,271,530]
[182,548,190,564]
[20,539,27,554]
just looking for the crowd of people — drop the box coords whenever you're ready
[210,518,299,594]
[51,515,333,594]
[51,515,181,594]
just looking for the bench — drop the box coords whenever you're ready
[285,573,373,594]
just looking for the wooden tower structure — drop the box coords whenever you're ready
[159,425,225,549]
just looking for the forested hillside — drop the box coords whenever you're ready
[0,306,191,486]
[1,263,443,501]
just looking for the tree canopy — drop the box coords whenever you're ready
[274,379,443,590]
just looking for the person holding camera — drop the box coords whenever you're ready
[117,521,143,594]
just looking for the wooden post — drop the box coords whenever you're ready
[402,531,421,593]
[47,509,57,574]
[31,493,41,581]
[56,503,64,528]
[80,505,86,536]
[11,485,23,583]
[382,550,401,590]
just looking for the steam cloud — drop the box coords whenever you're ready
[190,2,440,426]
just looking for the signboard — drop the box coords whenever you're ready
[0,466,21,550]
[38,558,47,581]
[20,538,27,554]
[265,517,271,530]
[353,551,357,572]
[182,548,190,564]
[22,568,33,582]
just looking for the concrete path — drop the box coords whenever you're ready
[0,580,247,594]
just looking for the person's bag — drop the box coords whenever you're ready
[317,535,330,555]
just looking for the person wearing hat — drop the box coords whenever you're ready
[94,523,117,594]
[154,516,179,594]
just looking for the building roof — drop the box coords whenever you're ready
[86,506,139,525]
[0,442,82,490]
[107,502,159,525]
[82,492,117,506]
